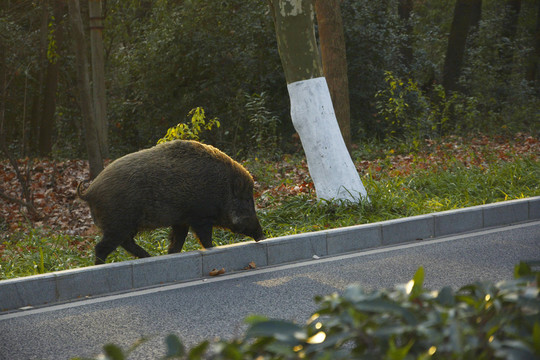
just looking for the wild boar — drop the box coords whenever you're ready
[78,140,265,264]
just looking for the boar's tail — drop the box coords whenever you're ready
[77,180,91,201]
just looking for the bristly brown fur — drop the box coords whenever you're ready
[77,140,264,264]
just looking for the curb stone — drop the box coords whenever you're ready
[1,196,539,312]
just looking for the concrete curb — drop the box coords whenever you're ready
[1,197,539,312]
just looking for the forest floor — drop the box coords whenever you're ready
[0,133,539,278]
[1,133,539,235]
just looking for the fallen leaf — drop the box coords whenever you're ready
[209,268,225,276]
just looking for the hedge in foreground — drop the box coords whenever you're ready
[77,263,540,360]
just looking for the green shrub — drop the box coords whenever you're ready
[374,72,482,150]
[374,71,433,145]
[105,0,285,151]
[157,107,220,144]
[77,263,540,360]
[244,92,281,151]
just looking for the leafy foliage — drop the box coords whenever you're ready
[2,0,538,156]
[104,0,285,151]
[75,263,540,360]
[341,0,409,139]
[244,92,281,151]
[157,107,220,144]
[374,71,488,149]
[375,72,435,145]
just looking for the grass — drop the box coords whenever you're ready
[1,136,539,279]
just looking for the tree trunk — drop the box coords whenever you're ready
[270,0,368,203]
[442,0,482,93]
[38,0,65,157]
[314,0,351,150]
[398,0,414,69]
[499,0,521,74]
[0,34,6,145]
[526,0,540,86]
[89,0,109,158]
[270,0,323,83]
[68,0,103,179]
[29,1,51,153]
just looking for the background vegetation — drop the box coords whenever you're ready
[1,134,538,279]
[1,0,538,158]
[1,0,539,277]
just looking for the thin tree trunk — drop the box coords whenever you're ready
[89,0,109,158]
[398,0,414,69]
[0,35,38,217]
[29,1,51,153]
[315,0,351,150]
[68,0,103,179]
[38,59,59,156]
[500,0,521,74]
[270,0,367,203]
[38,0,65,156]
[0,34,6,146]
[526,0,540,86]
[442,0,482,93]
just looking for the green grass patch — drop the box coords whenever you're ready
[1,138,539,280]
[0,229,97,278]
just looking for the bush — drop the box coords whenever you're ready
[105,0,286,152]
[374,72,479,149]
[342,0,407,140]
[78,263,540,359]
[244,92,281,152]
[157,107,220,144]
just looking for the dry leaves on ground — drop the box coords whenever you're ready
[1,134,538,238]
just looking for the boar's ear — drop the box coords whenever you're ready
[232,177,249,198]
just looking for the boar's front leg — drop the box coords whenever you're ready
[168,224,189,254]
[191,220,214,249]
[121,237,152,260]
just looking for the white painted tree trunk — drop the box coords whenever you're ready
[288,77,368,202]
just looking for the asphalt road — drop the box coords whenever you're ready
[1,221,539,360]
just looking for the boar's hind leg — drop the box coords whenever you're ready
[95,231,151,265]
[95,231,126,265]
[191,220,214,249]
[168,224,189,254]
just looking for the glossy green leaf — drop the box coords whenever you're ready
[102,344,125,360]
[532,322,540,355]
[386,337,414,360]
[164,334,185,358]
[246,319,305,344]
[187,341,209,360]
[514,261,532,279]
[409,266,425,300]
[437,286,455,306]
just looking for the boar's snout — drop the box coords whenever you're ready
[252,224,265,242]
[230,197,265,241]
[242,219,265,242]
[232,214,265,241]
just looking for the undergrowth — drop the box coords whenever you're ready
[1,136,539,279]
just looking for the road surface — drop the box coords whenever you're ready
[1,221,539,359]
